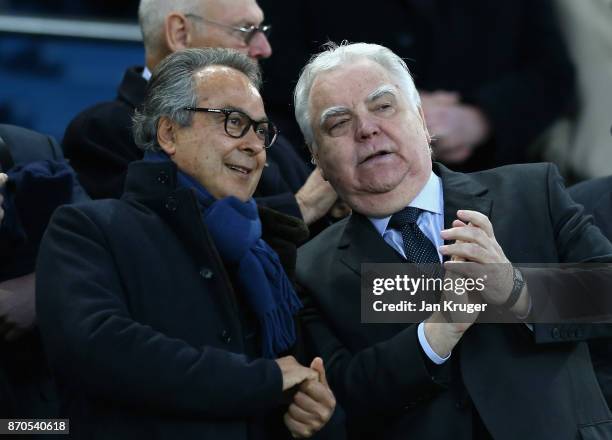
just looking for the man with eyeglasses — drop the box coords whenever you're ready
[63,0,341,229]
[37,47,340,439]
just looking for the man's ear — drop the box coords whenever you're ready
[310,148,329,181]
[157,117,177,156]
[164,12,190,52]
[418,106,431,144]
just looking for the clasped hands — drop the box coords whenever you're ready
[275,355,336,438]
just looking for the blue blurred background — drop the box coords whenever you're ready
[0,2,142,141]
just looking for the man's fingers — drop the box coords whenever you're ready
[456,210,494,237]
[440,225,489,248]
[451,219,468,228]
[293,389,333,423]
[309,357,329,387]
[275,356,319,391]
[299,378,336,410]
[291,366,318,390]
[283,412,313,438]
[439,242,488,263]
[288,402,316,425]
[285,383,335,438]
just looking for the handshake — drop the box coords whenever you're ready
[275,356,336,438]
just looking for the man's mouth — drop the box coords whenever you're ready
[359,150,393,165]
[225,163,253,175]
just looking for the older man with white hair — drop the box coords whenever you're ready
[63,0,339,228]
[295,42,612,439]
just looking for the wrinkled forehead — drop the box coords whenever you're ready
[309,60,401,117]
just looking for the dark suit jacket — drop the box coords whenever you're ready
[36,160,342,439]
[0,124,89,280]
[570,176,612,241]
[570,176,612,410]
[297,163,612,439]
[260,0,574,170]
[0,124,88,419]
[0,124,64,168]
[62,66,311,219]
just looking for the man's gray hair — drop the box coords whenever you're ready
[138,0,203,54]
[294,42,421,150]
[133,48,262,151]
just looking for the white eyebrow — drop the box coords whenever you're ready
[366,85,397,103]
[319,106,350,127]
[318,85,397,127]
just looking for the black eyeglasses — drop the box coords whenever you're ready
[185,14,271,45]
[184,107,278,148]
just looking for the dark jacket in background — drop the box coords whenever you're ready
[62,66,311,219]
[36,160,342,439]
[260,0,575,170]
[0,124,88,420]
[0,124,89,280]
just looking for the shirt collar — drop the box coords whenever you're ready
[369,171,443,235]
[142,66,152,81]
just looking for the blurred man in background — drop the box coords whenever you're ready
[63,0,342,228]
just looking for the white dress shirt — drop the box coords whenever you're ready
[142,66,152,81]
[368,171,451,365]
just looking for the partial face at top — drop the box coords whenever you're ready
[308,59,432,217]
[158,66,267,201]
[189,0,272,60]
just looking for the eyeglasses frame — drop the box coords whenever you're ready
[184,107,278,149]
[185,14,271,45]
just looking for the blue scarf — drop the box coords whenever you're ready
[145,151,301,358]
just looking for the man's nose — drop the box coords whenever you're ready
[355,115,380,140]
[239,128,266,156]
[248,31,272,60]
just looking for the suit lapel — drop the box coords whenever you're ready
[434,163,493,229]
[338,213,405,276]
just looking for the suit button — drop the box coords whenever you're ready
[165,196,178,212]
[219,330,232,344]
[551,327,561,339]
[157,171,169,184]
[199,268,214,279]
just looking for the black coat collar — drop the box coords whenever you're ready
[121,160,215,268]
[117,66,147,109]
[122,159,243,323]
